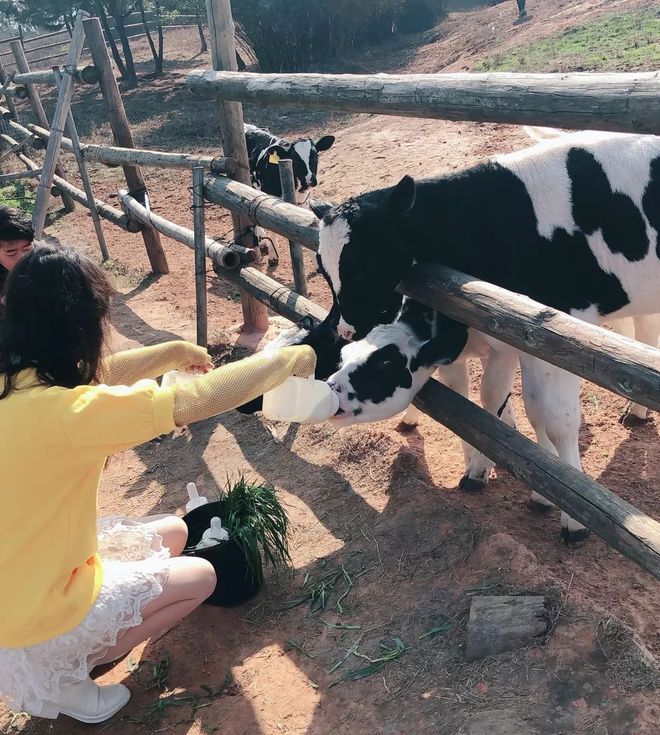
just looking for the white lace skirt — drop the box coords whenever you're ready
[0,516,171,717]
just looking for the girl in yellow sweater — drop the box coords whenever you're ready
[0,245,315,723]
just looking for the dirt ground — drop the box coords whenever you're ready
[1,1,659,733]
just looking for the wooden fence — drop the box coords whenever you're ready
[1,5,659,580]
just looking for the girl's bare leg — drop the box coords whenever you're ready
[94,556,216,667]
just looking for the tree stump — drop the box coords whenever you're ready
[465,595,549,662]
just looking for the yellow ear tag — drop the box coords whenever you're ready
[268,151,280,165]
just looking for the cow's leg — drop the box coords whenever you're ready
[520,355,589,546]
[459,350,518,493]
[620,314,660,427]
[254,225,279,267]
[397,404,423,432]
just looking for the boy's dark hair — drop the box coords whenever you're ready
[0,206,35,244]
[0,245,114,398]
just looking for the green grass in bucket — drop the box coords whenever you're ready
[221,475,291,585]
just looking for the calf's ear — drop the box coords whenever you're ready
[411,319,468,371]
[315,135,335,152]
[310,198,334,219]
[386,175,416,218]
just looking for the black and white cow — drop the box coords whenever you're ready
[244,124,335,200]
[311,129,660,545]
[243,124,335,265]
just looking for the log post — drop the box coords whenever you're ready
[83,16,169,275]
[192,167,208,348]
[32,11,88,238]
[2,132,138,232]
[10,41,76,213]
[0,58,20,124]
[53,67,110,262]
[185,70,660,135]
[204,0,268,332]
[413,378,660,580]
[398,264,660,413]
[203,174,319,250]
[278,158,308,296]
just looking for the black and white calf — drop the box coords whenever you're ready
[244,123,335,264]
[312,129,660,545]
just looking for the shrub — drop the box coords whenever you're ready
[233,0,446,71]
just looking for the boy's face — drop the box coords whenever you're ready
[0,238,33,271]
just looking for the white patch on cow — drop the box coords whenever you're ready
[496,131,632,240]
[318,215,351,298]
[293,140,313,184]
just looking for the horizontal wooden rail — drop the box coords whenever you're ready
[0,168,42,183]
[13,64,100,85]
[118,190,246,269]
[28,123,237,174]
[398,264,660,412]
[186,70,660,135]
[1,133,140,232]
[414,378,660,580]
[204,174,319,250]
[118,190,326,324]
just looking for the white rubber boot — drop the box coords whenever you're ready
[49,677,130,724]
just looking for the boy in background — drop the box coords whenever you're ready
[0,207,35,291]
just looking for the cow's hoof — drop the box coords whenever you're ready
[395,421,418,434]
[458,475,487,493]
[560,527,591,548]
[619,412,650,428]
[528,500,554,514]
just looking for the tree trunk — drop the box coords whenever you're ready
[155,0,164,73]
[195,4,208,53]
[96,2,127,80]
[108,3,137,87]
[138,0,161,75]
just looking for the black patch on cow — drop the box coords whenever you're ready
[398,299,434,341]
[348,344,412,405]
[642,156,660,258]
[410,315,469,371]
[497,393,512,418]
[567,147,648,262]
[322,156,634,334]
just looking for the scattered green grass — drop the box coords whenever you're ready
[124,657,236,728]
[284,563,371,613]
[0,183,35,214]
[476,10,660,72]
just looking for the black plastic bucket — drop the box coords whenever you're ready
[182,501,262,607]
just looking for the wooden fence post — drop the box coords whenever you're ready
[32,11,88,238]
[53,68,110,262]
[10,41,76,213]
[192,166,208,348]
[205,0,268,332]
[0,59,20,124]
[83,16,169,275]
[278,158,308,296]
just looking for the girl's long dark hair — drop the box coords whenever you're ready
[0,245,113,398]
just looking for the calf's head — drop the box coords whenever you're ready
[260,135,335,201]
[327,314,468,427]
[312,175,417,341]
